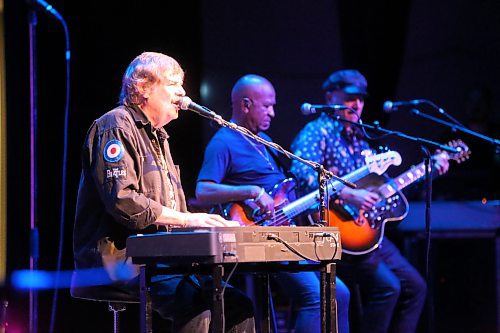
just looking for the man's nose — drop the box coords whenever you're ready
[178,86,186,96]
[268,107,275,117]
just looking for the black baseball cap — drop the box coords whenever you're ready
[322,69,368,96]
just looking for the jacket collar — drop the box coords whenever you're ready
[126,104,170,139]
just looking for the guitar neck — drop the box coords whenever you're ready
[283,165,372,219]
[379,154,445,198]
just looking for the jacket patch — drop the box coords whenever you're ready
[105,166,127,180]
[104,140,125,162]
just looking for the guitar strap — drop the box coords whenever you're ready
[264,146,297,181]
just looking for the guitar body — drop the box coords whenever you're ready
[318,140,470,255]
[225,178,297,226]
[310,173,409,255]
[215,150,405,228]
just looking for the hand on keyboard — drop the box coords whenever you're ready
[185,213,240,227]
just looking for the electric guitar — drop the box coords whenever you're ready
[218,150,402,226]
[312,140,471,255]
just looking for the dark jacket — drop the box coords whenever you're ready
[73,104,187,280]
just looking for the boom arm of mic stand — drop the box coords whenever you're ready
[214,117,357,189]
[410,109,500,147]
[218,118,356,226]
[333,116,462,154]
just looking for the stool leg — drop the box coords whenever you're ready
[114,310,119,333]
[109,303,127,333]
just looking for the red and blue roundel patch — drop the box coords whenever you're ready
[103,139,125,162]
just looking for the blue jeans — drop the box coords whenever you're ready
[149,274,255,332]
[275,271,350,333]
[338,239,427,333]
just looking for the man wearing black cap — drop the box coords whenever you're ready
[290,69,447,333]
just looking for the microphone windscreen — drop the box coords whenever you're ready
[382,101,393,113]
[179,96,192,110]
[300,103,312,115]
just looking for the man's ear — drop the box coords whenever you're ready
[241,98,252,112]
[137,83,149,100]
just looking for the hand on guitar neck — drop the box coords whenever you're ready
[432,150,450,175]
[339,150,450,211]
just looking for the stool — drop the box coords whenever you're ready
[71,284,140,333]
[71,272,140,333]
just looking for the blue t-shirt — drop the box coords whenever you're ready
[197,127,287,192]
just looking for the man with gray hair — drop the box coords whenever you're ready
[72,52,255,332]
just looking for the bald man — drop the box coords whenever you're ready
[195,74,350,333]
[196,74,278,214]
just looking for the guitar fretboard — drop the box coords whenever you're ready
[379,162,431,198]
[282,165,372,219]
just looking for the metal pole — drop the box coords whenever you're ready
[28,4,39,333]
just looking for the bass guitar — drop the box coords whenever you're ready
[312,140,470,255]
[220,150,402,226]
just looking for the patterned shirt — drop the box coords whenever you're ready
[290,113,370,194]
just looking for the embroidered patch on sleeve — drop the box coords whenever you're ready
[104,139,125,162]
[104,166,127,181]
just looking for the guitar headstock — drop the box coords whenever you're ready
[365,150,402,175]
[445,139,471,163]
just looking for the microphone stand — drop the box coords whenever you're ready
[331,115,460,155]
[193,110,354,333]
[421,145,435,333]
[405,105,500,333]
[26,2,69,333]
[410,108,500,148]
[198,113,357,225]
[418,100,466,128]
[331,112,459,333]
[28,4,40,333]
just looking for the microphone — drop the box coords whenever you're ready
[301,103,348,115]
[179,97,221,121]
[383,99,426,113]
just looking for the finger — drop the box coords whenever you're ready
[208,215,238,227]
[223,220,241,227]
[266,204,275,213]
[210,213,229,222]
[362,204,372,211]
[365,199,378,209]
[263,210,274,219]
[435,163,448,175]
[204,219,225,227]
[258,204,270,215]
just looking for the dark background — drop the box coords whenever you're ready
[3,0,499,332]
